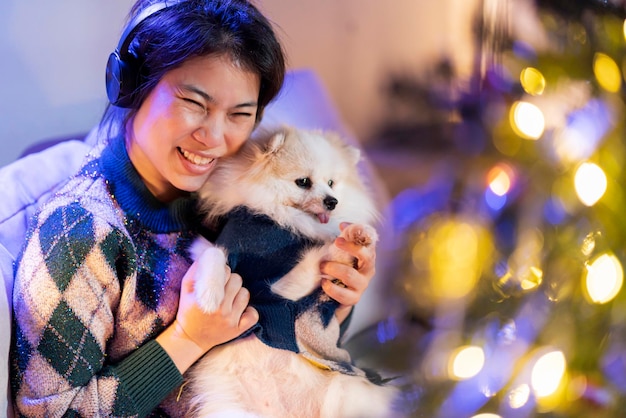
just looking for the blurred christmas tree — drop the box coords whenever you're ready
[348,0,626,417]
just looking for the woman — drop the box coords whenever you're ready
[10,0,377,416]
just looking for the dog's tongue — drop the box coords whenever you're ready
[317,213,330,224]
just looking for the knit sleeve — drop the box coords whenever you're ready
[10,201,182,417]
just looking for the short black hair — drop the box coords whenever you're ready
[101,0,285,135]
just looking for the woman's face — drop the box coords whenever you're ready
[127,54,260,202]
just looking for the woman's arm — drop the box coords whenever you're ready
[156,257,258,374]
[10,204,180,417]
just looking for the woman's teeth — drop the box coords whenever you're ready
[180,148,214,166]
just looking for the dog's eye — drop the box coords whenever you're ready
[328,180,334,188]
[295,178,312,189]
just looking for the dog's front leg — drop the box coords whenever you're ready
[271,224,379,301]
[270,246,328,301]
[189,237,229,313]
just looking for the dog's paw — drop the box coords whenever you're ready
[188,236,213,261]
[340,223,379,247]
[192,245,229,313]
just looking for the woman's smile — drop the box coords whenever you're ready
[178,147,215,166]
[127,54,260,201]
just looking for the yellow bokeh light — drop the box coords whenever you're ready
[508,383,531,409]
[531,350,566,398]
[574,162,607,207]
[580,232,598,257]
[487,163,514,196]
[520,67,546,95]
[623,19,626,41]
[471,414,501,418]
[510,101,545,140]
[594,53,622,93]
[410,216,493,306]
[584,253,624,304]
[428,219,488,300]
[449,345,485,380]
[520,266,543,290]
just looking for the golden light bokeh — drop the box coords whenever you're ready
[574,162,607,207]
[510,101,545,140]
[531,350,566,398]
[593,52,622,93]
[423,218,493,301]
[583,252,624,304]
[487,163,514,196]
[507,383,531,409]
[520,67,546,96]
[448,345,485,380]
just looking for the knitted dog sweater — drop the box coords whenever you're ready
[216,206,325,352]
[10,137,199,417]
[215,207,360,375]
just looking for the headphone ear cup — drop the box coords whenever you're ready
[105,50,137,108]
[106,1,185,107]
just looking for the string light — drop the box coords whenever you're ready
[510,101,545,140]
[593,53,621,93]
[449,345,485,380]
[531,350,567,398]
[520,67,546,96]
[583,253,624,304]
[574,162,607,207]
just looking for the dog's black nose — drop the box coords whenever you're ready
[324,196,338,211]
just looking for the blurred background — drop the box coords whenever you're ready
[345,1,626,417]
[4,0,626,417]
[0,0,479,167]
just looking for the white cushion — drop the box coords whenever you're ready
[259,68,355,139]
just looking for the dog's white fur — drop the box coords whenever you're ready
[186,127,399,417]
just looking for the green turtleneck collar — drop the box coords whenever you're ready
[94,136,199,234]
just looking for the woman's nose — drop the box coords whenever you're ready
[194,115,226,147]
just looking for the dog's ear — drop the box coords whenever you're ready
[346,145,361,166]
[323,130,362,166]
[263,131,287,156]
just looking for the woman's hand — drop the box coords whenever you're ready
[157,257,258,373]
[320,223,377,324]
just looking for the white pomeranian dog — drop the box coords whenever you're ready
[185,126,400,417]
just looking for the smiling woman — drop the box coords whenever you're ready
[8,1,381,417]
[9,1,286,416]
[127,54,261,201]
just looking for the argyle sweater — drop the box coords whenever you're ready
[10,137,201,417]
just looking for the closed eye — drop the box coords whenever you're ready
[182,97,205,109]
[231,111,254,118]
[295,178,312,189]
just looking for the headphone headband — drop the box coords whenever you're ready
[106,0,186,107]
